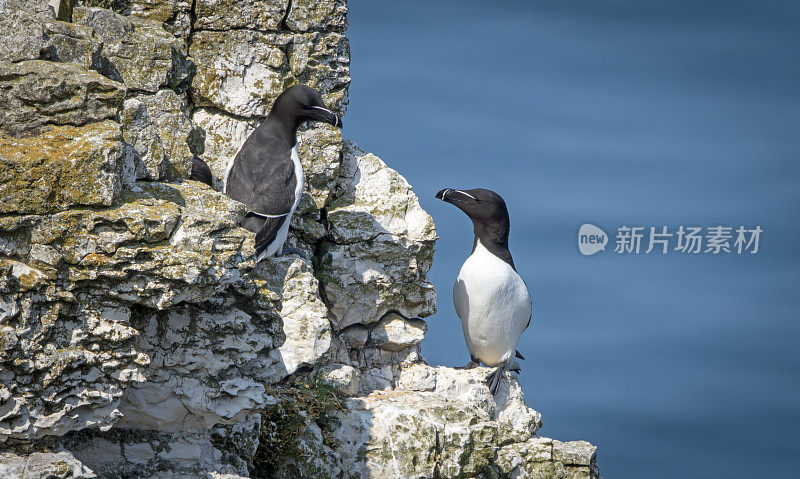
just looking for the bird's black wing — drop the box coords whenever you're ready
[522,277,532,331]
[518,279,533,361]
[225,123,297,256]
[226,128,296,214]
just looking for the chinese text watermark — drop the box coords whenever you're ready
[578,224,762,256]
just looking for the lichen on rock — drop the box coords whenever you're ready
[190,29,349,118]
[285,0,348,34]
[0,60,125,136]
[194,0,288,32]
[121,89,204,181]
[0,450,96,478]
[74,6,195,93]
[0,121,124,214]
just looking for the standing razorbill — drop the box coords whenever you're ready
[435,188,532,395]
[224,85,342,260]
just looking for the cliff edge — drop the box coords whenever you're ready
[0,0,600,477]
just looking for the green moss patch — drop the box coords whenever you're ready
[252,376,345,478]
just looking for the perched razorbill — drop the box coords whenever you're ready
[436,187,532,394]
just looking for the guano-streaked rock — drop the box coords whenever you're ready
[320,141,437,329]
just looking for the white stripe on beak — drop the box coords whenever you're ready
[248,211,289,219]
[309,105,338,126]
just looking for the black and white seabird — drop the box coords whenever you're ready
[435,188,532,395]
[224,85,342,260]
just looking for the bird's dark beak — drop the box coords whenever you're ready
[308,106,343,128]
[436,188,475,206]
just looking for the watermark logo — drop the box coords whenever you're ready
[578,224,608,256]
[578,224,763,256]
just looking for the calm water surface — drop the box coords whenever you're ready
[345,1,800,477]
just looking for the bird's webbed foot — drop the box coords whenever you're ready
[457,360,479,370]
[456,355,481,370]
[486,362,508,396]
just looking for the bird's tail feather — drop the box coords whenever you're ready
[189,157,213,187]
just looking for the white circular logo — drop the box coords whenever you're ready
[578,224,608,256]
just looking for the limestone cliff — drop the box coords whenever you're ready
[0,0,600,477]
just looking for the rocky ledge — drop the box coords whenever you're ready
[0,0,600,477]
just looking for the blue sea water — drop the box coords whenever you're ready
[344,1,800,477]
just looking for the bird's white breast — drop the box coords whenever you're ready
[453,240,531,367]
[290,144,304,208]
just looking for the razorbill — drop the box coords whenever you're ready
[435,188,532,395]
[224,85,342,260]
[189,156,213,187]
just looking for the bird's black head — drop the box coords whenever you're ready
[436,188,512,246]
[270,84,343,131]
